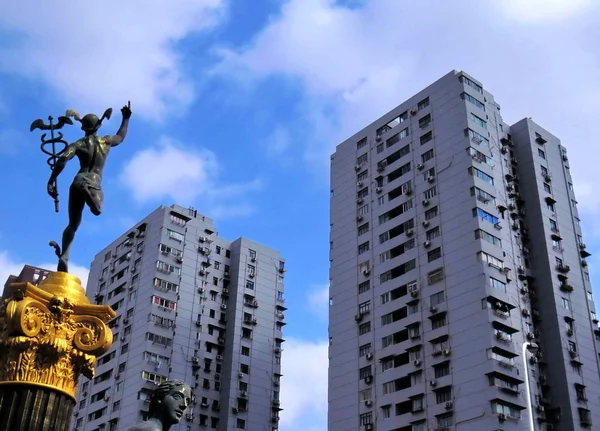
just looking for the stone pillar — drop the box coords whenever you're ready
[0,271,115,431]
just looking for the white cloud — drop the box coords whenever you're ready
[0,250,89,291]
[496,0,595,22]
[307,283,330,320]
[265,125,293,158]
[0,0,226,120]
[213,0,600,213]
[119,136,262,218]
[280,338,328,431]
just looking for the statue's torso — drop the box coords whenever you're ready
[74,135,111,178]
[127,421,162,431]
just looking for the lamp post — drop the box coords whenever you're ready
[522,342,539,431]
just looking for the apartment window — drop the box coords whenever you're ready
[359,388,372,402]
[434,361,450,378]
[359,343,372,357]
[236,419,245,429]
[359,322,371,335]
[418,97,430,110]
[358,280,370,294]
[473,208,499,225]
[359,412,373,426]
[358,301,371,314]
[475,229,501,246]
[424,186,437,200]
[459,75,483,93]
[167,229,184,242]
[568,182,573,191]
[418,114,431,128]
[430,291,445,307]
[359,366,373,380]
[478,251,503,268]
[435,386,452,404]
[381,405,391,419]
[552,238,562,250]
[490,277,507,292]
[546,201,555,212]
[428,268,444,284]
[380,292,390,304]
[358,241,370,255]
[357,153,368,166]
[426,227,440,240]
[538,148,546,159]
[421,149,434,163]
[436,413,454,428]
[462,92,485,110]
[549,219,558,232]
[378,196,385,205]
[420,131,433,145]
[412,421,426,431]
[357,137,367,150]
[408,302,419,315]
[575,383,587,401]
[469,147,493,166]
[357,204,369,216]
[246,280,254,290]
[492,401,521,419]
[540,165,548,177]
[357,170,369,182]
[357,188,369,199]
[470,113,487,129]
[431,314,447,330]
[468,167,494,184]
[377,143,384,153]
[427,247,442,262]
[561,297,571,310]
[381,357,394,371]
[425,206,438,220]
[466,128,490,146]
[543,183,551,193]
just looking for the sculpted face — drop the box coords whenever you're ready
[158,385,192,424]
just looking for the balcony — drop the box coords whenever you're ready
[556,264,571,274]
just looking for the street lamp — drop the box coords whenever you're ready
[522,342,539,431]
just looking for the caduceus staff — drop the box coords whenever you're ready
[30,114,74,212]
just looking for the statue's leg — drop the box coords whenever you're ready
[58,186,85,272]
[86,187,104,216]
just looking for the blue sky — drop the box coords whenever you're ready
[1,1,599,430]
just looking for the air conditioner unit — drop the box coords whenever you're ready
[494,223,502,230]
[220,304,227,310]
[427,176,435,183]
[430,305,437,313]
[422,199,430,206]
[357,197,364,205]
[355,165,362,171]
[375,187,382,194]
[410,109,418,115]
[363,269,371,276]
[364,399,373,407]
[430,380,437,387]
[216,355,223,361]
[423,241,431,248]
[215,373,221,381]
[199,236,208,242]
[195,321,202,327]
[356,215,364,222]
[186,414,194,421]
[376,135,382,141]
[406,229,414,237]
[176,256,183,263]
[498,413,506,421]
[365,424,373,431]
[240,391,247,397]
[417,163,424,170]
[239,373,244,378]
[567,329,574,336]
[445,401,453,410]
[366,353,373,360]
[198,287,204,294]
[442,349,451,356]
[222,288,229,294]
[364,375,373,384]
[357,181,364,187]
[123,318,129,324]
[522,309,530,317]
[413,359,421,366]
[192,356,199,363]
[232,407,239,413]
[405,188,413,195]
[422,220,430,227]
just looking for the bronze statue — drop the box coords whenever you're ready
[129,380,192,431]
[42,102,132,273]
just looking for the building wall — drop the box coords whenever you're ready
[329,71,600,431]
[72,204,285,431]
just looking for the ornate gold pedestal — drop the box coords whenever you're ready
[0,271,115,431]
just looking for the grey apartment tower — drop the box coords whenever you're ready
[71,204,286,431]
[329,71,600,431]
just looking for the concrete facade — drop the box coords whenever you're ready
[328,70,600,431]
[72,204,286,431]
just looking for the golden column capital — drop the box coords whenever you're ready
[0,271,115,400]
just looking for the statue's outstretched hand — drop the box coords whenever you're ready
[47,182,58,199]
[121,101,132,119]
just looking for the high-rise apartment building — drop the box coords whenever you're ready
[72,204,286,431]
[329,70,600,431]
